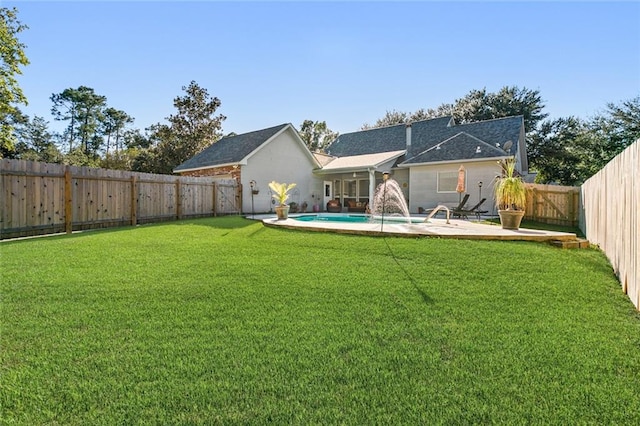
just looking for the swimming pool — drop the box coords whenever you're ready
[294,214,424,224]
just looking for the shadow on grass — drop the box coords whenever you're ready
[169,215,255,230]
[383,237,434,305]
[0,216,257,245]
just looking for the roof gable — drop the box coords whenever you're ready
[409,115,523,155]
[402,132,506,165]
[318,150,406,173]
[174,123,290,172]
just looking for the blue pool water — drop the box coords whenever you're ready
[294,214,423,224]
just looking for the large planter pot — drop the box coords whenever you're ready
[275,205,290,220]
[498,209,525,230]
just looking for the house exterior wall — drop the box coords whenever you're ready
[407,160,502,214]
[241,128,322,214]
[388,168,410,204]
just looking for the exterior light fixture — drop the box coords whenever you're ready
[476,146,482,154]
[249,180,257,219]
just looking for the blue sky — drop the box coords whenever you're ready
[8,1,640,136]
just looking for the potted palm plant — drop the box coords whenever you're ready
[494,157,527,230]
[269,181,297,220]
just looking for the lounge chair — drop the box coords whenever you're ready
[425,193,469,218]
[326,199,342,213]
[452,198,487,220]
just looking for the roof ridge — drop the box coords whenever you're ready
[223,123,289,140]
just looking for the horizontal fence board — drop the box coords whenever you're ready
[1,159,238,239]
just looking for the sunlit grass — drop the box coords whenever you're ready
[1,216,639,424]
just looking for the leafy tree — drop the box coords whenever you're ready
[298,120,338,152]
[147,81,226,174]
[129,125,166,172]
[51,86,107,155]
[528,117,587,185]
[0,7,30,157]
[409,106,453,122]
[101,107,133,166]
[1,107,27,158]
[452,86,548,132]
[528,96,639,186]
[14,115,62,162]
[361,110,408,130]
[362,86,547,133]
[591,95,640,158]
[63,147,100,167]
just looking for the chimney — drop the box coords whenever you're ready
[406,124,412,154]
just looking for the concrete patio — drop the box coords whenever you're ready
[255,214,583,244]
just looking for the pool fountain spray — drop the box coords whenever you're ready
[369,176,410,223]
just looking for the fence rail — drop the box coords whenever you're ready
[1,159,240,239]
[523,183,580,227]
[580,140,639,311]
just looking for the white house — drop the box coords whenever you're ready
[173,123,324,213]
[174,115,527,215]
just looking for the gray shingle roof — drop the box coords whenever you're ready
[403,132,506,164]
[325,123,407,157]
[174,123,290,172]
[408,115,523,157]
[325,115,524,165]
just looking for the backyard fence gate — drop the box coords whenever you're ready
[524,183,580,228]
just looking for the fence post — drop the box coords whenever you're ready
[64,165,72,234]
[131,175,137,226]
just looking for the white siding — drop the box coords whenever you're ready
[242,128,323,213]
[407,161,502,214]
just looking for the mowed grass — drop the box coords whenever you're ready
[1,217,639,424]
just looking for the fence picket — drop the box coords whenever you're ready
[581,140,639,310]
[0,159,238,239]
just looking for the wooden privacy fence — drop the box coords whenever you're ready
[523,183,580,227]
[580,140,639,311]
[0,159,240,240]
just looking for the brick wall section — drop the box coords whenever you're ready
[178,165,241,181]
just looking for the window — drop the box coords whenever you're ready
[437,171,458,193]
[358,179,369,198]
[343,179,357,197]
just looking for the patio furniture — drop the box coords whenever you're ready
[326,199,342,213]
[452,198,487,220]
[346,200,368,213]
[427,193,469,218]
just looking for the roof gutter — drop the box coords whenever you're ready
[173,161,242,174]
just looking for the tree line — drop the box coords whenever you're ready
[2,6,638,185]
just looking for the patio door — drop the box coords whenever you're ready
[323,181,333,208]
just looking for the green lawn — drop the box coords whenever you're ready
[2,216,639,424]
